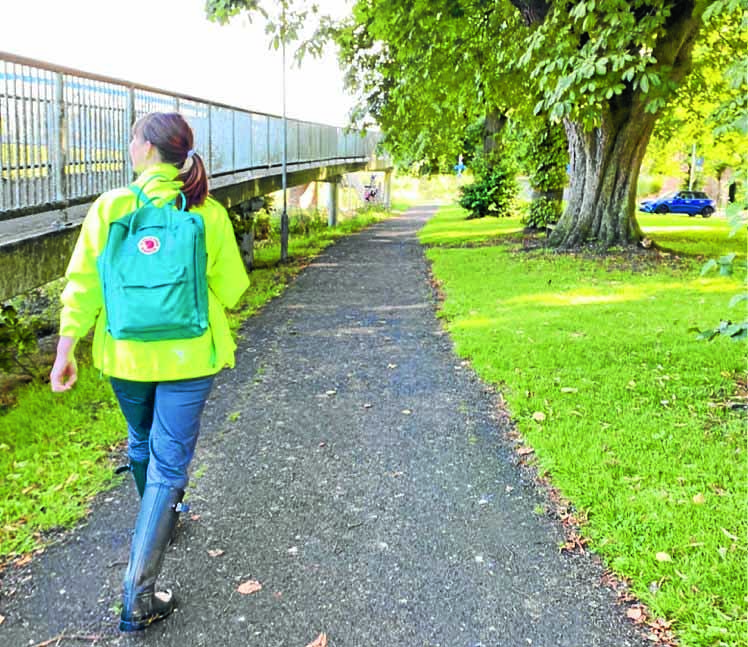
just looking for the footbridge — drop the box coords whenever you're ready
[0,52,390,300]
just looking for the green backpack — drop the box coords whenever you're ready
[97,182,209,342]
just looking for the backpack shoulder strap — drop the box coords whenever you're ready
[128,175,188,213]
[128,184,155,209]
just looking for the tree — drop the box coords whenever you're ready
[349,0,744,248]
[338,0,566,221]
[516,1,743,248]
[208,1,744,250]
[337,1,522,164]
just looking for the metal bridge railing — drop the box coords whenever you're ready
[0,52,380,221]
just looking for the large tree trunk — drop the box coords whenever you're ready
[483,110,507,159]
[549,101,657,249]
[534,2,703,250]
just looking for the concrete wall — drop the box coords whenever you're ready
[0,226,80,300]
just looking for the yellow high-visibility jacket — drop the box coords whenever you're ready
[59,163,250,381]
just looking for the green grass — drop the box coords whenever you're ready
[0,206,392,563]
[418,204,526,246]
[422,206,747,647]
[0,359,124,558]
[639,212,748,261]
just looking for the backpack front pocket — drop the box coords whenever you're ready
[108,266,205,340]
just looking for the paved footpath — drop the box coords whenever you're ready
[0,206,649,647]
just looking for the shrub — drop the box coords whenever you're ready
[458,156,518,219]
[524,123,567,230]
[526,196,563,230]
[638,175,664,197]
[289,210,326,236]
[0,304,41,379]
[254,211,273,241]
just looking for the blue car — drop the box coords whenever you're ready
[639,190,715,217]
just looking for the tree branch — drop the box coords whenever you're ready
[506,0,550,25]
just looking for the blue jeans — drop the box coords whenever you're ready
[110,376,215,489]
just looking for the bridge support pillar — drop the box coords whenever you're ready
[232,197,264,271]
[325,177,339,227]
[383,170,392,209]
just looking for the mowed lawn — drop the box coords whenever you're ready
[422,205,747,647]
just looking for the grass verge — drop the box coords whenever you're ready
[422,205,747,647]
[0,205,392,563]
[0,354,124,558]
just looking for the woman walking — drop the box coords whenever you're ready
[50,112,249,631]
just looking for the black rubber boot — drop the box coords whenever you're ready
[115,460,149,498]
[119,484,183,632]
[130,460,148,498]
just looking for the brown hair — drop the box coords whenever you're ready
[134,112,208,210]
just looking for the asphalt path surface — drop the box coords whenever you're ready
[0,205,649,646]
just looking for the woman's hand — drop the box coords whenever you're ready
[50,336,79,392]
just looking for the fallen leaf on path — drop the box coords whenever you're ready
[655,552,672,562]
[208,549,225,558]
[560,533,589,553]
[0,613,4,625]
[306,633,327,647]
[532,411,546,422]
[237,580,262,595]
[517,446,534,456]
[626,606,645,622]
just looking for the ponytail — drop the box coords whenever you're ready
[178,153,208,210]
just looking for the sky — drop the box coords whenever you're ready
[0,0,356,126]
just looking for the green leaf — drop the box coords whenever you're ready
[570,3,587,20]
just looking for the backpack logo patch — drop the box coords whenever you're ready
[138,236,161,255]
